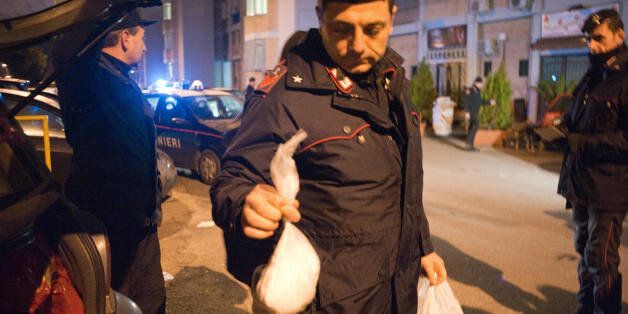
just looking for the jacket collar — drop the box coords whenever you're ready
[101,52,132,76]
[603,44,628,72]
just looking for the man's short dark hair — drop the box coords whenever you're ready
[103,26,141,48]
[319,0,395,12]
[474,77,483,83]
[582,9,624,34]
[249,77,256,82]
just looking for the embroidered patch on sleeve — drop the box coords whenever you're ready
[257,63,287,94]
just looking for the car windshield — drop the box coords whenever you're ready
[185,95,242,120]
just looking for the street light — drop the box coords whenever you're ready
[498,32,507,63]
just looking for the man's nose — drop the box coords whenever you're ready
[587,40,598,52]
[350,29,366,54]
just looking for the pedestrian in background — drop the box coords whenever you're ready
[54,9,166,313]
[211,0,447,312]
[244,76,256,101]
[555,9,627,314]
[463,77,494,151]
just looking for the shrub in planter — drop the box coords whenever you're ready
[479,63,512,130]
[411,60,438,124]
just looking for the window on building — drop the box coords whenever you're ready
[411,65,418,77]
[483,61,492,77]
[519,59,528,77]
[246,0,267,16]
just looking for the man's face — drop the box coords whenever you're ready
[474,82,483,90]
[585,22,625,55]
[123,27,146,65]
[318,1,396,74]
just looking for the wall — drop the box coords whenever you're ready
[423,0,467,21]
[480,17,530,100]
[389,33,419,78]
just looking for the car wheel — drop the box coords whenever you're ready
[197,149,220,185]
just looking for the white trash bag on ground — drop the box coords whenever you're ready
[254,129,321,314]
[417,276,464,314]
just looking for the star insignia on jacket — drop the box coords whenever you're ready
[292,74,303,84]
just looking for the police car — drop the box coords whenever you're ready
[144,87,243,184]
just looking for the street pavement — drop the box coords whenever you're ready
[159,135,627,313]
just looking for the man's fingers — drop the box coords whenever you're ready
[242,225,274,239]
[435,265,447,284]
[279,203,301,222]
[242,207,280,231]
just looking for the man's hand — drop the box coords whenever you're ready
[241,184,300,239]
[421,252,447,285]
[464,112,470,121]
[489,99,497,106]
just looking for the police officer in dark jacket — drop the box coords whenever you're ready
[556,9,627,314]
[463,77,494,151]
[54,10,166,313]
[211,0,446,312]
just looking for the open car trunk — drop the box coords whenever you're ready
[0,1,161,312]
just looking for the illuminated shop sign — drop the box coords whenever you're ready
[541,3,619,38]
[428,25,467,49]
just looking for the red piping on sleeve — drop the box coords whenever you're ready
[156,124,224,139]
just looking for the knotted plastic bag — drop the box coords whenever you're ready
[416,276,463,314]
[254,129,321,314]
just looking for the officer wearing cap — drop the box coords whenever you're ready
[554,8,627,314]
[54,9,166,313]
[212,0,447,311]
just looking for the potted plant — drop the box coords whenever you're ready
[411,60,438,136]
[533,76,576,127]
[476,63,512,146]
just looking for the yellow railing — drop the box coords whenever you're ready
[15,115,52,171]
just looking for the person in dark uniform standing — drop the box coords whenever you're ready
[211,0,447,312]
[463,77,494,151]
[244,77,256,101]
[54,10,166,313]
[554,9,628,314]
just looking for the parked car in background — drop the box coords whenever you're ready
[0,88,177,198]
[0,77,30,91]
[144,87,243,184]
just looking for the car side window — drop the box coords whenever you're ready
[191,99,211,120]
[146,96,160,111]
[157,96,188,125]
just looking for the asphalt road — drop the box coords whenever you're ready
[159,136,627,314]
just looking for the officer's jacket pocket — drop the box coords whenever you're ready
[316,242,389,307]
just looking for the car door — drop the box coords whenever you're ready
[154,95,197,170]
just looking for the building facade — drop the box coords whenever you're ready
[389,0,626,122]
[142,0,215,89]
[219,0,626,122]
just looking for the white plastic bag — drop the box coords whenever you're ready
[417,276,463,314]
[254,129,321,314]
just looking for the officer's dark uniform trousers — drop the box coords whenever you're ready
[558,46,628,314]
[212,29,434,313]
[56,51,166,313]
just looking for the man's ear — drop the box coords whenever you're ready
[316,6,323,25]
[390,5,397,32]
[120,29,130,52]
[617,28,625,43]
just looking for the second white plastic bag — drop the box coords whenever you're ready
[254,129,321,314]
[416,276,463,314]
